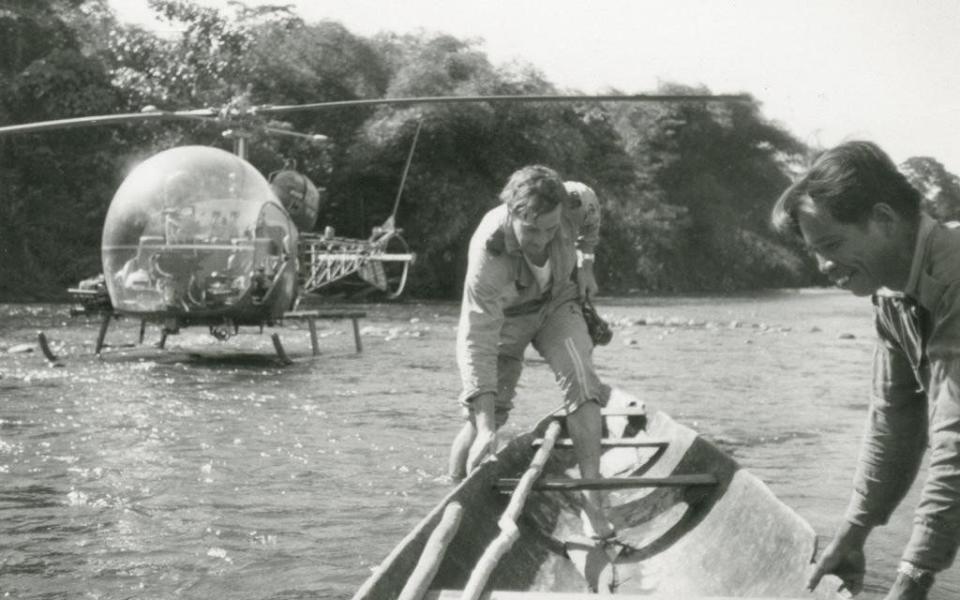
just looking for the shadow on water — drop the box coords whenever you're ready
[93,348,288,367]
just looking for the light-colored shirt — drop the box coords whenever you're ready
[523,255,552,292]
[846,215,960,571]
[456,189,602,404]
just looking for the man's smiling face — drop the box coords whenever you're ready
[797,202,905,297]
[511,204,562,260]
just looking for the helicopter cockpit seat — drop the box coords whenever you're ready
[164,206,202,243]
[115,255,152,291]
[208,213,240,242]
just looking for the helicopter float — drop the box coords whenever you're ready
[0,92,747,362]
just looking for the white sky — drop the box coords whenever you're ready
[109,0,960,174]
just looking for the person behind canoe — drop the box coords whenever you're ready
[772,140,960,600]
[448,165,621,541]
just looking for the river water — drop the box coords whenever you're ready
[0,289,957,599]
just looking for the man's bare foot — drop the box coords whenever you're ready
[466,429,496,473]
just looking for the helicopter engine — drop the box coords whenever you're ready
[269,164,323,231]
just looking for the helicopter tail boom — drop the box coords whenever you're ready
[298,231,415,298]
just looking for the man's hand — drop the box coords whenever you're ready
[807,522,871,595]
[578,263,598,300]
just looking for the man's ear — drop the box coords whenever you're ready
[869,202,902,233]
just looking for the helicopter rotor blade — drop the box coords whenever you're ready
[255,93,751,115]
[0,94,751,137]
[0,109,220,136]
[261,126,330,143]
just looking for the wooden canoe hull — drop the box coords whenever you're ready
[352,398,846,599]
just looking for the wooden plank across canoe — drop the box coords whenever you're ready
[598,406,647,416]
[426,592,813,600]
[532,437,668,448]
[494,473,718,492]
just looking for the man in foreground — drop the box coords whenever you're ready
[448,166,617,539]
[771,141,960,600]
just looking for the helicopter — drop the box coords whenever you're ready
[0,92,747,361]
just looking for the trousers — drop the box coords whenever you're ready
[461,299,610,426]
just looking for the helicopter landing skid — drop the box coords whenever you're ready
[281,309,366,355]
[270,333,294,366]
[51,307,367,362]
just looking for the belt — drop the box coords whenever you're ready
[503,291,551,317]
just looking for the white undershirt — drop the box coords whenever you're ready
[524,255,552,292]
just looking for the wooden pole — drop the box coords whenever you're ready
[460,420,562,600]
[499,420,562,527]
[459,521,520,600]
[397,502,463,600]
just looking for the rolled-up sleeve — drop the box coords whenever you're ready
[845,332,927,529]
[456,232,512,404]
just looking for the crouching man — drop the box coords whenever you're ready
[448,165,622,540]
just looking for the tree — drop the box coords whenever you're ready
[605,83,818,291]
[0,1,859,300]
[0,0,129,299]
[900,156,960,223]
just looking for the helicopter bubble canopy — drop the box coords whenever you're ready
[102,146,297,315]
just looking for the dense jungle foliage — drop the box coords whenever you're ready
[2,0,958,301]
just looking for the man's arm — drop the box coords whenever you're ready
[903,358,960,570]
[577,250,598,300]
[456,232,511,405]
[574,188,601,299]
[456,231,514,473]
[844,338,928,530]
[892,280,960,576]
[810,327,927,594]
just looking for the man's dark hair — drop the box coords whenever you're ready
[771,141,922,237]
[499,165,567,220]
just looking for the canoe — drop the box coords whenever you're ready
[352,393,847,600]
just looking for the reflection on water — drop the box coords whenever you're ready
[0,290,955,599]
